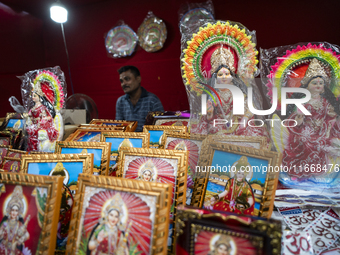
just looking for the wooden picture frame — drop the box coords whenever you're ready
[1,157,21,172]
[116,147,188,253]
[90,119,138,132]
[191,137,282,218]
[161,132,207,205]
[66,174,172,255]
[55,141,111,175]
[208,135,268,150]
[0,145,11,166]
[100,132,150,175]
[77,124,126,131]
[175,206,282,255]
[143,125,188,149]
[64,127,123,142]
[0,112,24,131]
[145,110,190,126]
[0,172,64,255]
[20,153,93,193]
[6,148,28,159]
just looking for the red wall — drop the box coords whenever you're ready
[1,0,340,118]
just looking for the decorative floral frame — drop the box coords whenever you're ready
[0,172,64,255]
[191,138,282,218]
[20,154,93,193]
[116,147,188,253]
[175,207,282,255]
[64,127,123,142]
[143,125,188,149]
[207,135,268,150]
[66,174,172,255]
[90,119,138,132]
[55,141,111,175]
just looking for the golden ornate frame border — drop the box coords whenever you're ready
[20,153,94,176]
[143,125,188,148]
[65,174,172,255]
[100,131,150,148]
[64,127,123,142]
[207,135,268,150]
[55,141,111,175]
[0,172,63,255]
[191,137,282,218]
[116,147,188,252]
[90,119,138,132]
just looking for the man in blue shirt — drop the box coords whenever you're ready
[115,66,164,131]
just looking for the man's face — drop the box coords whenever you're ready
[119,70,141,94]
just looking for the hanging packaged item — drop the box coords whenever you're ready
[105,21,138,58]
[261,42,340,190]
[138,11,167,53]
[10,66,67,152]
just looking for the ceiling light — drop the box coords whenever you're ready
[50,3,68,23]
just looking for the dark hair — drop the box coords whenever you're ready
[210,65,248,94]
[286,76,340,117]
[37,94,56,119]
[117,66,140,78]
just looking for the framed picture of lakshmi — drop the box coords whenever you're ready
[100,132,149,176]
[207,135,268,150]
[55,141,111,175]
[161,132,207,205]
[116,147,188,252]
[145,110,190,126]
[1,157,21,173]
[0,145,11,167]
[0,172,64,255]
[64,127,123,142]
[143,125,188,149]
[175,206,282,255]
[90,119,138,132]
[0,112,24,131]
[20,153,93,193]
[65,174,171,255]
[191,140,282,218]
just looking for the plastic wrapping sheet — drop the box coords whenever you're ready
[16,66,67,152]
[181,19,268,142]
[178,0,215,36]
[138,11,167,53]
[105,21,138,58]
[260,42,340,190]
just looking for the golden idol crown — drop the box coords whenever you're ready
[32,81,44,98]
[301,58,330,86]
[141,160,155,174]
[105,193,124,216]
[6,186,24,216]
[214,234,232,250]
[234,156,250,173]
[210,47,235,73]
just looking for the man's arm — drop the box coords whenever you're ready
[151,96,164,112]
[115,98,124,120]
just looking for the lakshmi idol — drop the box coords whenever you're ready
[181,21,268,142]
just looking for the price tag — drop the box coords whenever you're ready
[282,230,313,255]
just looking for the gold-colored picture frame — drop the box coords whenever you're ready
[1,156,21,172]
[64,127,123,142]
[191,138,282,218]
[6,148,28,159]
[77,124,126,131]
[66,174,172,255]
[175,207,282,255]
[100,132,150,175]
[143,125,188,149]
[161,132,207,205]
[55,141,111,175]
[0,172,64,255]
[21,153,93,193]
[208,135,268,150]
[90,119,138,132]
[116,147,188,253]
